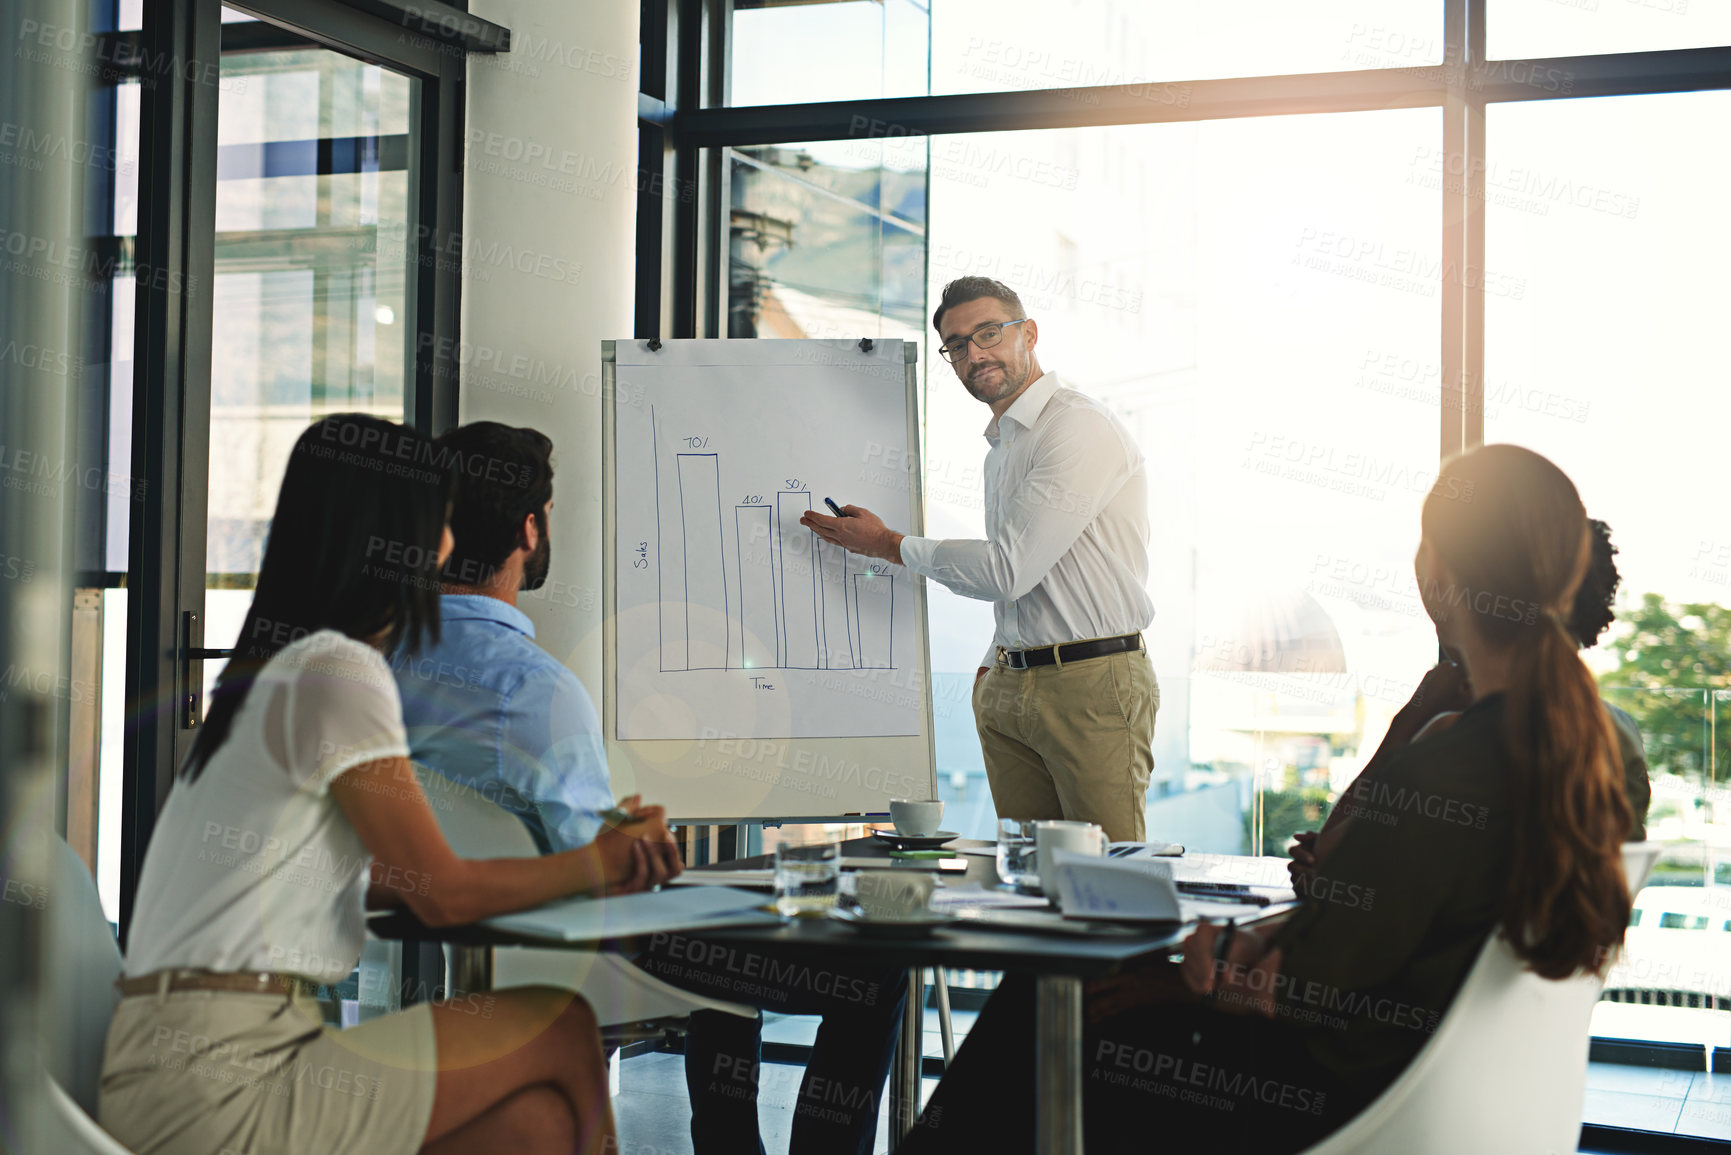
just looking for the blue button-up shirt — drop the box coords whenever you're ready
[393,595,610,853]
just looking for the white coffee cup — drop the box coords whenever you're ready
[889,798,945,837]
[1034,820,1108,870]
[853,871,936,920]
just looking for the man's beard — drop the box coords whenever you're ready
[962,355,1028,405]
[520,532,551,591]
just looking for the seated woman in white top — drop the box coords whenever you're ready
[100,413,680,1155]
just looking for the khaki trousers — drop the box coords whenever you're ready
[973,647,1158,843]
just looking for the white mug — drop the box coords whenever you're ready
[1033,820,1108,873]
[889,798,945,837]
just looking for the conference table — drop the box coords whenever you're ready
[369,836,1296,1155]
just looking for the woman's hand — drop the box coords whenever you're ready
[1179,923,1282,1017]
[592,796,682,894]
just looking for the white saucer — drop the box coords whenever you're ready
[828,908,954,937]
[871,830,959,850]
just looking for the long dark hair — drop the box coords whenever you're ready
[1422,445,1631,978]
[181,414,454,782]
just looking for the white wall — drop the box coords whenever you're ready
[460,0,640,695]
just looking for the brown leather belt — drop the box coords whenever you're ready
[998,632,1144,670]
[115,969,320,999]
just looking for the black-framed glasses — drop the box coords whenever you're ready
[938,318,1030,364]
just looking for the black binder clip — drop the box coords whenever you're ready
[858,338,874,353]
[647,337,663,352]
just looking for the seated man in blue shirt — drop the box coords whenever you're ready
[390,423,612,855]
[396,421,907,1155]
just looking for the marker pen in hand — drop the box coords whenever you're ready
[824,497,850,518]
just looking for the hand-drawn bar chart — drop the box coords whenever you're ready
[654,409,897,674]
[675,453,728,669]
[614,338,923,743]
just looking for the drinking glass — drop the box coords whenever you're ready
[996,818,1037,888]
[774,841,840,918]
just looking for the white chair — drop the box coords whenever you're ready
[1298,841,1663,1155]
[37,835,135,1153]
[411,765,756,1025]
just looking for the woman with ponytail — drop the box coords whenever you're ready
[896,445,1634,1154]
[1405,445,1631,977]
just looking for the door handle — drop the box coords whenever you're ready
[181,610,201,729]
[181,610,237,727]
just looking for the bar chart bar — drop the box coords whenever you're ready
[734,505,777,669]
[852,573,893,669]
[677,455,728,669]
[776,492,818,668]
[816,539,854,670]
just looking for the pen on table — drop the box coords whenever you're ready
[824,497,849,517]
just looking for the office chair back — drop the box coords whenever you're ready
[1298,841,1663,1155]
[42,837,123,1116]
[411,765,755,1024]
[32,836,137,1154]
[414,764,540,857]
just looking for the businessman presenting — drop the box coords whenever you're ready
[802,277,1157,841]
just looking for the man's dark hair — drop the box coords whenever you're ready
[932,276,1025,335]
[1567,518,1621,649]
[437,421,555,585]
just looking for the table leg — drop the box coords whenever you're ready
[447,944,494,995]
[890,967,926,1144]
[1035,973,1083,1155]
[933,968,955,1065]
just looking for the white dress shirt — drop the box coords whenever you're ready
[898,371,1154,668]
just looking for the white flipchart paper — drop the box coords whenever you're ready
[614,339,924,740]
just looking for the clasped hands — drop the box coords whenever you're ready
[593,795,683,895]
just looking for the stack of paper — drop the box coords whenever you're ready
[483,885,775,942]
[928,883,1050,914]
[1168,853,1294,888]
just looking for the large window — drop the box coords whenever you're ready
[732,0,1444,104]
[915,111,1443,847]
[645,0,1731,1145]
[1482,92,1731,1113]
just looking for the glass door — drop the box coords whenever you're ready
[201,13,418,671]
